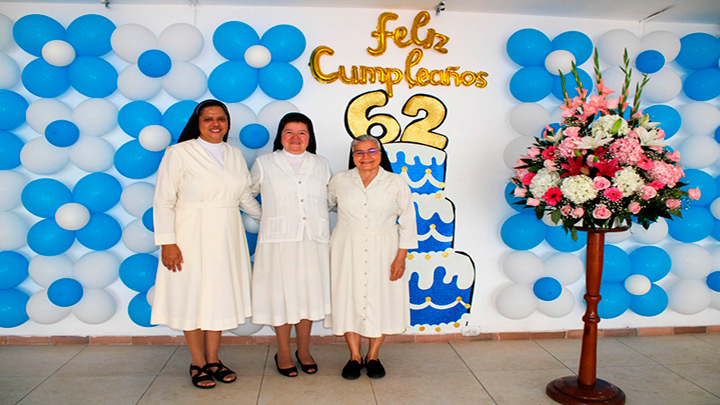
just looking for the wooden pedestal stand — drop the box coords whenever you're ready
[546,227,627,405]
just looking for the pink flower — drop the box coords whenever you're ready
[541,146,557,160]
[666,150,681,162]
[514,159,529,179]
[593,176,611,190]
[666,199,681,209]
[522,172,535,186]
[543,187,563,206]
[608,136,643,165]
[648,161,683,188]
[527,198,540,206]
[639,186,658,200]
[688,188,701,200]
[526,146,541,159]
[637,155,655,170]
[593,204,612,219]
[514,187,527,198]
[603,187,623,202]
[648,181,665,190]
[563,126,580,137]
[628,201,641,214]
[571,207,584,218]
[561,205,572,216]
[544,159,558,171]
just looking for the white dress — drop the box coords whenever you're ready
[250,151,332,326]
[151,140,261,331]
[328,168,418,337]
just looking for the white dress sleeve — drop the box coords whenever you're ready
[153,147,182,245]
[395,177,418,250]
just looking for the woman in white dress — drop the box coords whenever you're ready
[251,112,332,377]
[328,134,417,380]
[151,100,261,389]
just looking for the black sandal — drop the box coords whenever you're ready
[189,364,215,389]
[205,361,236,383]
[295,350,318,374]
[274,353,298,377]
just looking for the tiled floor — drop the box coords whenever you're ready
[1,334,719,404]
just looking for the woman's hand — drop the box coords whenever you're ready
[390,249,408,281]
[161,244,184,272]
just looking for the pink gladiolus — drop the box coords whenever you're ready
[639,185,657,200]
[593,204,612,219]
[593,176,611,190]
[527,198,540,206]
[514,187,527,198]
[603,187,623,202]
[522,172,535,186]
[666,199,681,209]
[688,188,701,200]
[571,207,584,218]
[628,201,641,214]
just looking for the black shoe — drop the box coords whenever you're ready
[365,358,385,379]
[274,353,298,377]
[205,361,236,383]
[189,364,216,389]
[341,359,363,380]
[296,350,318,374]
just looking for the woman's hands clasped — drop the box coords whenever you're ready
[161,244,184,272]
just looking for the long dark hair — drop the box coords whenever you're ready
[177,99,231,144]
[272,112,317,154]
[348,134,393,173]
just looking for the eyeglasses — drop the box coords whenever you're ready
[352,148,379,157]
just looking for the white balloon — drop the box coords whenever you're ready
[42,39,75,67]
[117,64,162,100]
[0,171,28,210]
[677,136,720,169]
[146,285,155,306]
[72,98,118,137]
[26,290,71,324]
[711,246,720,272]
[631,218,668,244]
[242,213,260,233]
[597,29,641,67]
[545,50,576,76]
[69,136,115,172]
[138,124,171,152]
[711,290,720,310]
[227,103,258,139]
[503,136,536,170]
[228,317,264,336]
[495,284,538,319]
[668,243,712,279]
[624,274,652,295]
[161,62,207,100]
[711,198,720,220]
[26,98,72,135]
[502,251,543,284]
[541,212,561,227]
[122,219,158,253]
[679,103,720,137]
[543,252,583,285]
[605,228,631,244]
[111,23,158,63]
[0,211,29,250]
[245,44,271,68]
[643,67,682,103]
[55,202,90,231]
[668,279,711,315]
[640,30,681,63]
[228,138,258,167]
[509,103,550,137]
[0,13,14,51]
[28,254,74,288]
[20,137,70,175]
[0,53,20,89]
[74,251,120,289]
[121,182,155,217]
[537,288,575,318]
[158,23,203,62]
[72,288,117,324]
[257,101,299,135]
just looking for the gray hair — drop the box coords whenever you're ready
[351,134,381,151]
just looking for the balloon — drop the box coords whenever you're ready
[0,170,27,210]
[141,208,154,232]
[505,182,529,213]
[42,40,75,66]
[110,23,157,63]
[55,202,90,231]
[0,130,24,169]
[259,62,303,100]
[12,14,65,56]
[0,251,29,289]
[65,14,116,56]
[45,120,80,147]
[629,246,671,282]
[624,274,651,295]
[544,50,575,76]
[602,245,631,283]
[545,226,586,253]
[543,252,583,285]
[122,219,157,254]
[0,289,30,327]
[667,206,714,243]
[119,101,163,138]
[114,140,164,179]
[0,89,28,131]
[256,100,298,135]
[246,231,258,256]
[683,67,720,102]
[73,98,118,137]
[676,136,720,169]
[506,29,551,67]
[631,218,668,244]
[117,64,162,100]
[597,282,631,319]
[162,100,197,143]
[241,212,258,234]
[137,49,171,78]
[668,243,712,279]
[128,292,154,327]
[239,123,270,149]
[641,31,680,63]
[676,32,720,70]
[0,53,20,89]
[551,31,592,65]
[596,29,641,67]
[551,68,592,100]
[139,124,171,152]
[73,251,119,289]
[69,136,115,172]
[533,277,562,301]
[679,102,720,137]
[502,135,535,170]
[47,278,84,307]
[260,24,305,62]
[158,23,203,62]
[22,178,73,218]
[26,290,71,324]
[161,62,207,100]
[711,198,720,220]
[495,284,538,319]
[228,318,264,336]
[27,218,75,256]
[75,213,122,250]
[0,13,14,51]
[213,21,259,60]
[509,103,550,137]
[226,103,257,139]
[644,104,681,138]
[0,212,29,250]
[20,137,70,175]
[28,254,73,287]
[119,253,157,293]
[707,271,720,292]
[643,67,682,103]
[73,172,122,213]
[26,98,71,134]
[120,182,155,217]
[509,66,553,102]
[629,284,668,317]
[208,60,259,103]
[500,213,546,250]
[681,169,717,206]
[72,288,116,324]
[502,250,543,284]
[537,288,575,318]
[602,66,640,98]
[605,228,631,244]
[245,44,271,68]
[21,58,70,98]
[634,50,664,74]
[68,56,118,98]
[668,279,711,315]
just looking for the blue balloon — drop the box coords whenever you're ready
[138,49,172,78]
[597,282,631,319]
[118,101,163,138]
[500,213,546,250]
[552,68,593,101]
[629,246,671,282]
[644,104,681,139]
[239,123,270,149]
[510,66,553,102]
[681,169,717,206]
[635,50,665,74]
[545,225,586,252]
[128,292,154,327]
[506,28,552,67]
[0,130,25,169]
[504,182,531,213]
[72,172,122,213]
[0,90,29,131]
[676,32,720,70]
[12,14,65,57]
[119,253,157,293]
[213,21,260,60]
[707,271,720,292]
[65,14,116,56]
[258,62,302,100]
[246,230,258,256]
[716,126,720,145]
[75,213,122,250]
[47,278,83,307]
[114,140,164,179]
[602,245,631,282]
[68,56,118,98]
[683,67,720,102]
[712,219,720,243]
[45,120,80,147]
[208,60,259,103]
[0,251,29,289]
[0,288,30,327]
[260,24,306,62]
[667,206,714,243]
[21,58,70,98]
[551,31,593,65]
[162,100,198,144]
[142,207,154,232]
[21,178,73,218]
[27,219,75,256]
[533,277,562,301]
[629,284,668,317]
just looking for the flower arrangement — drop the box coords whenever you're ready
[510,51,700,240]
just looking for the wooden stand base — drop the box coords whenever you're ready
[547,376,626,405]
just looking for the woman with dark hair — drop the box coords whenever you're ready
[250,112,332,377]
[151,99,261,389]
[328,134,417,380]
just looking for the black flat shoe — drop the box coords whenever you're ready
[341,359,363,380]
[365,358,385,379]
[274,353,298,377]
[205,360,236,383]
[189,364,215,389]
[295,350,318,374]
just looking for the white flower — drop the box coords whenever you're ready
[573,132,615,149]
[592,115,630,137]
[635,126,665,147]
[613,167,645,195]
[529,168,560,199]
[560,175,597,204]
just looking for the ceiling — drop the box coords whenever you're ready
[4,0,720,25]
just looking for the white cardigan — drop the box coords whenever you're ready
[250,150,332,243]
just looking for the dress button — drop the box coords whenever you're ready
[302,217,306,220]
[300,199,304,202]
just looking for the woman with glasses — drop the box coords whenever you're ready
[327,134,417,380]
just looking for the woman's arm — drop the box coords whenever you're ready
[161,244,184,272]
[390,248,408,281]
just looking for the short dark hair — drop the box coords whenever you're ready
[177,99,231,144]
[272,112,317,154]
